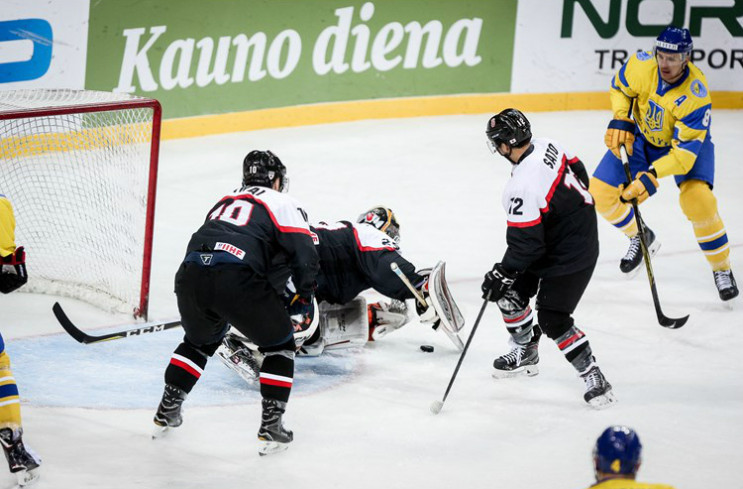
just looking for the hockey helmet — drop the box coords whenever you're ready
[654,25,693,58]
[486,108,532,154]
[357,206,400,244]
[593,426,642,477]
[242,150,288,192]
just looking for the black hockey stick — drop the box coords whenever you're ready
[430,295,490,415]
[619,145,689,328]
[52,302,182,344]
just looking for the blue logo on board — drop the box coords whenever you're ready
[0,19,53,83]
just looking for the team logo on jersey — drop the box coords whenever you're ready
[636,51,651,61]
[690,80,707,98]
[645,100,665,132]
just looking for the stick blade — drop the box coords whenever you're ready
[52,302,91,343]
[430,400,444,415]
[659,314,689,329]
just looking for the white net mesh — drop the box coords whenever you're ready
[0,89,158,317]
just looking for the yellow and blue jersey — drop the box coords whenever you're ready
[610,51,712,178]
[588,478,676,489]
[0,194,17,258]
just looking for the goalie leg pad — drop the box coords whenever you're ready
[318,297,369,352]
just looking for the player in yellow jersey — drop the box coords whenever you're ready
[0,194,41,487]
[590,26,738,301]
[589,426,675,489]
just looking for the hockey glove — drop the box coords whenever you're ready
[620,169,659,205]
[0,247,27,294]
[605,118,635,158]
[482,263,516,302]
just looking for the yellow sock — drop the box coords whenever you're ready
[679,180,731,271]
[590,177,638,237]
[0,351,22,430]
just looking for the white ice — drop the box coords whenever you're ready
[3,110,742,488]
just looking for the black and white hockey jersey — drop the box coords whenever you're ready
[311,221,422,304]
[185,185,319,296]
[500,138,599,277]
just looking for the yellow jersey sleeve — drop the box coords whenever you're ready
[0,195,18,258]
[609,52,648,120]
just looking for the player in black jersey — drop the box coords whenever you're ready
[217,206,442,380]
[152,150,319,455]
[481,109,615,409]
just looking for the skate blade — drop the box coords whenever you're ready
[17,467,40,488]
[587,390,617,410]
[151,424,170,439]
[257,439,290,456]
[492,365,539,379]
[623,240,661,279]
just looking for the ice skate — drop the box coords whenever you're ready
[492,328,541,379]
[152,384,187,438]
[620,227,660,277]
[714,269,739,302]
[257,399,293,456]
[0,428,41,487]
[579,365,616,409]
[216,332,263,382]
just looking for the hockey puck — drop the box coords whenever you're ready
[420,345,434,353]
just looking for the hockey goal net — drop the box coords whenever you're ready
[0,89,161,319]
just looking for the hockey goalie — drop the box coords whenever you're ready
[217,206,465,382]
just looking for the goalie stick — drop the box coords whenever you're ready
[620,145,689,329]
[53,302,182,344]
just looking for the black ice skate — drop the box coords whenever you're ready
[0,428,41,487]
[579,365,616,409]
[257,399,293,456]
[216,332,263,383]
[152,384,187,438]
[492,327,541,379]
[620,227,660,277]
[714,269,739,302]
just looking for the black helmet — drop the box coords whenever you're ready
[486,108,532,154]
[357,206,400,244]
[242,150,288,191]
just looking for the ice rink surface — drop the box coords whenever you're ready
[3,110,742,488]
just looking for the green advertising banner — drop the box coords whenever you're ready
[86,0,516,119]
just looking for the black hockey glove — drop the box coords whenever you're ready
[481,263,516,302]
[0,247,28,294]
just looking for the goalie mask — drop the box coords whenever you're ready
[242,150,288,192]
[357,206,400,244]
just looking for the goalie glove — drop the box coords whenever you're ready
[481,263,517,302]
[605,118,635,158]
[0,247,27,294]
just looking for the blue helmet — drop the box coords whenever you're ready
[593,426,642,477]
[655,25,693,57]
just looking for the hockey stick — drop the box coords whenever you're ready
[52,302,182,344]
[430,295,490,415]
[619,145,689,329]
[390,262,465,350]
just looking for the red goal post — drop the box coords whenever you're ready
[0,89,161,319]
